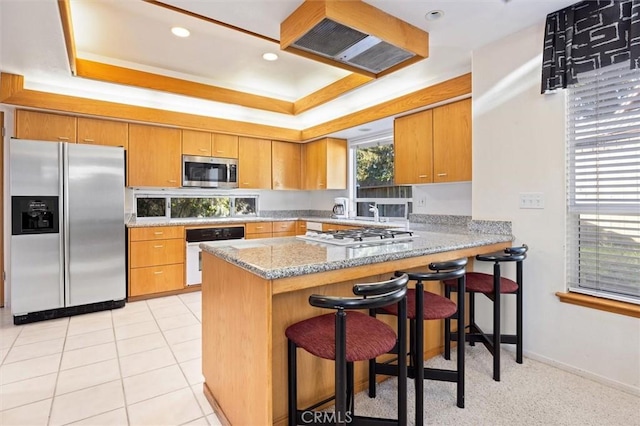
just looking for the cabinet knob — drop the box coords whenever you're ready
[168,180,177,183]
[154,232,164,235]
[154,271,164,275]
[83,138,95,142]
[153,245,164,249]
[216,150,224,153]
[58,136,70,141]
[437,173,448,177]
[418,174,428,178]
[199,148,208,152]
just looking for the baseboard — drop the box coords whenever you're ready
[522,350,640,397]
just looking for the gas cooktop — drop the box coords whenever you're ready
[296,228,414,246]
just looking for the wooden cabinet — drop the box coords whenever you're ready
[272,221,296,237]
[77,117,128,149]
[15,110,77,142]
[393,99,471,184]
[296,220,308,235]
[238,137,272,189]
[394,109,433,184]
[128,124,181,187]
[213,133,238,158]
[128,226,185,297]
[302,138,347,190]
[322,223,360,232]
[245,222,273,239]
[432,98,472,183]
[272,141,301,190]
[182,130,212,156]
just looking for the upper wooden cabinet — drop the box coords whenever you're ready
[15,110,77,143]
[394,99,471,184]
[128,124,181,187]
[272,141,301,190]
[77,117,128,149]
[182,130,211,156]
[432,98,472,183]
[212,133,238,158]
[238,137,272,189]
[302,137,347,190]
[394,109,433,185]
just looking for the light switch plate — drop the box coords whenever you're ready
[519,192,545,209]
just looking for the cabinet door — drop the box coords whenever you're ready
[296,221,307,235]
[15,110,77,143]
[129,239,184,268]
[77,117,128,149]
[238,137,272,189]
[130,264,184,297]
[302,139,326,190]
[433,98,472,183]
[128,124,181,187]
[394,109,433,184]
[272,141,301,190]
[326,138,347,189]
[212,133,239,158]
[182,130,211,156]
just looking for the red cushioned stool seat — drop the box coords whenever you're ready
[285,311,397,362]
[379,289,457,320]
[444,272,518,294]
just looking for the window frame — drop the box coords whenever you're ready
[565,61,640,305]
[348,131,412,221]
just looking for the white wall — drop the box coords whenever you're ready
[412,182,471,215]
[472,23,640,393]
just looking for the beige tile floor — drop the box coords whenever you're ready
[0,292,223,426]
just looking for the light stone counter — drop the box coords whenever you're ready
[125,215,402,228]
[201,229,513,280]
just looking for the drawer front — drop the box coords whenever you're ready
[273,231,296,238]
[245,222,273,234]
[130,226,184,241]
[246,232,273,239]
[130,239,184,268]
[272,221,295,233]
[129,264,184,297]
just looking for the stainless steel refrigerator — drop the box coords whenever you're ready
[10,139,126,324]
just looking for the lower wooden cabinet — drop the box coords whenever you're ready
[245,222,273,239]
[128,226,185,298]
[272,221,296,237]
[296,221,308,235]
[130,264,184,297]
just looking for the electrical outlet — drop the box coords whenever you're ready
[519,192,545,209]
[416,197,426,207]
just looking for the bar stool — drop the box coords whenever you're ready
[286,274,409,426]
[443,245,528,382]
[368,258,467,426]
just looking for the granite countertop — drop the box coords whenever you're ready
[200,229,513,280]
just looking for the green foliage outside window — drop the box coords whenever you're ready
[356,145,394,188]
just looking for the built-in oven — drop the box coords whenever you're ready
[185,226,245,285]
[182,155,238,188]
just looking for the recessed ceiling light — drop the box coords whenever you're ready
[358,128,372,132]
[262,53,279,61]
[425,10,444,21]
[171,27,190,38]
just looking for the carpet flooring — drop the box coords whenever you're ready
[331,346,639,425]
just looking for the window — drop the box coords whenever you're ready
[135,193,258,220]
[349,132,412,220]
[566,61,640,304]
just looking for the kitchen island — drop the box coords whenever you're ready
[200,227,512,425]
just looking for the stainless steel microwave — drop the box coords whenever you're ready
[182,155,238,188]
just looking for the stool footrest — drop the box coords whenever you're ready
[372,362,459,383]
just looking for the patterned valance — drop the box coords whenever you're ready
[541,0,640,93]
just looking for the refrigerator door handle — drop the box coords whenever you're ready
[62,143,71,307]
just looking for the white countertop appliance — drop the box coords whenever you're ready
[10,139,126,324]
[332,197,349,219]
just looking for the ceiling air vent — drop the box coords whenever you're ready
[281,0,429,78]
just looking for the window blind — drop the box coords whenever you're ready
[567,61,640,304]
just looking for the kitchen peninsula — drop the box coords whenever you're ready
[200,225,513,425]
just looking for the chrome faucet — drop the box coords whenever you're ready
[368,204,379,222]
